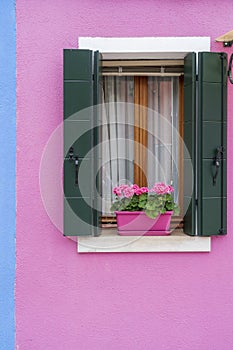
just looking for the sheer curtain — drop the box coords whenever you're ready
[101,76,179,215]
[147,77,179,201]
[101,77,134,215]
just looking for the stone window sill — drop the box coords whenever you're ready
[77,229,211,253]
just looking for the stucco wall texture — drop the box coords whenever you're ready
[0,0,16,349]
[16,1,233,349]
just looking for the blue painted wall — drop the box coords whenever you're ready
[0,0,16,349]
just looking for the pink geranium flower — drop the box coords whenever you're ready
[113,182,173,198]
[119,184,129,190]
[135,188,142,195]
[168,185,174,193]
[123,186,135,198]
[151,182,174,195]
[111,182,177,219]
[140,187,149,193]
[113,186,122,197]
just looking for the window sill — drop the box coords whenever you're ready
[77,229,211,253]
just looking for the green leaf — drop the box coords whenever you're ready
[145,202,156,210]
[165,202,174,211]
[111,189,180,218]
[131,195,139,204]
[138,200,147,208]
[173,205,180,216]
[139,193,148,201]
[145,209,159,219]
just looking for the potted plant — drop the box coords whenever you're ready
[110,183,179,236]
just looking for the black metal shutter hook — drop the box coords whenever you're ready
[69,147,79,186]
[213,146,224,185]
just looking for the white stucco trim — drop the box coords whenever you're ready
[78,36,210,56]
[78,230,211,253]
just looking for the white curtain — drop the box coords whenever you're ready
[147,77,179,201]
[101,76,179,215]
[101,77,134,215]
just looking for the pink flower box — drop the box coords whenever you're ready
[115,211,173,236]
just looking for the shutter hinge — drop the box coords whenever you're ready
[195,199,198,206]
[196,74,198,81]
[218,228,226,235]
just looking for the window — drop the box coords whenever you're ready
[100,68,182,223]
[63,46,227,239]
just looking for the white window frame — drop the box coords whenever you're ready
[77,37,211,253]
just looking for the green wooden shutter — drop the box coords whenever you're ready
[63,49,100,236]
[93,51,101,233]
[197,52,227,236]
[183,52,196,236]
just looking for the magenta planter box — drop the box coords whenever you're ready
[115,211,173,236]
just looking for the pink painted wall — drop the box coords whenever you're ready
[16,1,233,349]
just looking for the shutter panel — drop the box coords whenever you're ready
[197,52,227,236]
[64,49,100,236]
[93,51,101,234]
[183,52,196,236]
